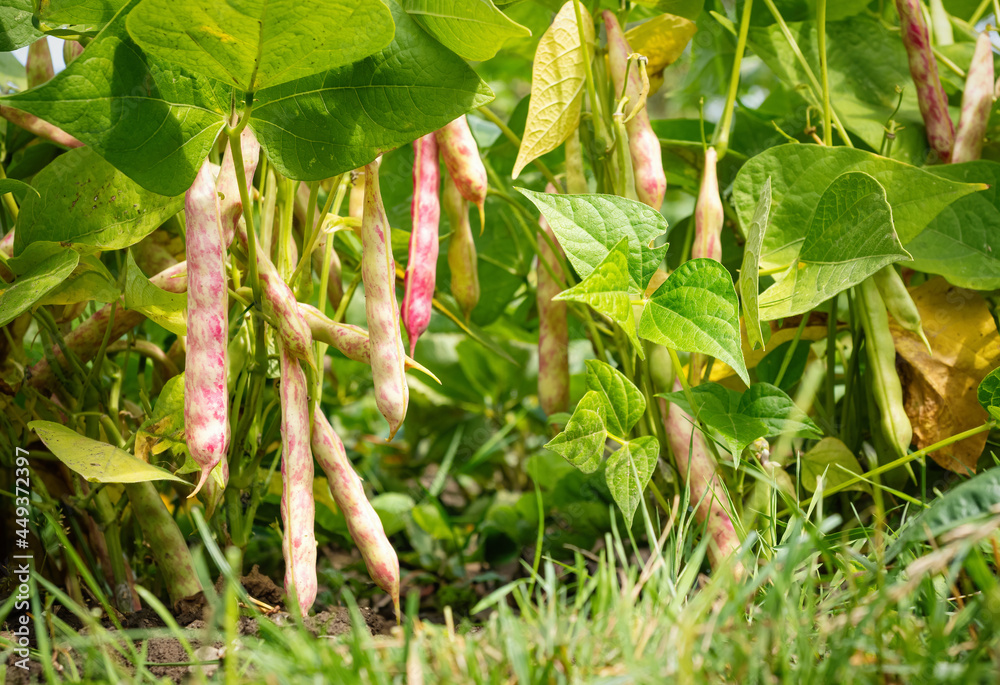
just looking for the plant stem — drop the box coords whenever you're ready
[91,489,131,613]
[477,106,563,191]
[0,162,19,221]
[714,0,753,158]
[573,0,609,150]
[817,0,832,146]
[228,128,262,305]
[774,315,809,388]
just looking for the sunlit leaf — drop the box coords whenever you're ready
[403,0,530,62]
[737,177,771,351]
[584,359,646,438]
[605,435,659,528]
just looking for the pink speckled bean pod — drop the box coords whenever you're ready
[436,115,487,229]
[63,40,85,65]
[661,381,744,578]
[279,344,318,615]
[0,106,82,148]
[896,0,955,162]
[692,147,724,262]
[184,161,230,496]
[217,128,261,247]
[235,219,314,363]
[402,133,441,357]
[537,183,569,415]
[443,174,480,320]
[0,230,14,257]
[26,37,54,88]
[361,157,409,439]
[312,411,400,618]
[603,12,666,210]
[952,32,995,164]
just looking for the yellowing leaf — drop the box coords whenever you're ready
[624,13,697,76]
[512,1,594,179]
[892,277,1000,474]
[706,316,831,385]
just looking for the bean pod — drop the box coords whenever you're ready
[873,266,931,354]
[217,128,261,247]
[436,115,487,229]
[444,174,480,320]
[184,161,230,496]
[279,344,318,615]
[951,32,995,164]
[402,133,441,356]
[603,11,666,210]
[692,146,723,262]
[361,157,409,439]
[26,37,54,88]
[896,0,955,162]
[537,183,569,415]
[312,411,400,618]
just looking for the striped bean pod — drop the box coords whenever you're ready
[603,11,666,210]
[184,161,230,496]
[896,0,955,162]
[217,128,261,247]
[312,411,400,619]
[402,133,441,356]
[537,183,569,415]
[952,32,995,164]
[436,115,487,229]
[279,344,318,615]
[26,37,54,88]
[692,147,724,262]
[361,157,409,439]
[443,174,480,320]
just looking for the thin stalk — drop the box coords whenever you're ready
[0,162,19,221]
[573,0,609,149]
[477,106,563,191]
[92,489,131,613]
[817,0,832,146]
[774,315,810,388]
[714,0,754,158]
[228,128,262,305]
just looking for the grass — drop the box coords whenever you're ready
[4,485,1000,684]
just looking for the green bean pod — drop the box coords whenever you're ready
[873,266,931,354]
[443,174,480,320]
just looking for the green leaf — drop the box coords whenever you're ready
[758,171,911,320]
[13,147,184,255]
[738,383,821,438]
[631,0,704,20]
[30,421,187,484]
[0,249,79,327]
[402,0,530,62]
[800,437,867,494]
[544,397,607,475]
[0,51,27,92]
[249,0,493,181]
[38,255,120,306]
[584,359,646,438]
[555,238,644,358]
[909,161,1000,290]
[123,250,187,335]
[0,0,42,51]
[517,189,668,290]
[126,0,394,92]
[731,145,982,276]
[37,0,128,30]
[605,436,659,528]
[737,176,770,351]
[659,383,768,455]
[3,3,229,196]
[978,367,1000,422]
[0,178,38,200]
[638,259,749,385]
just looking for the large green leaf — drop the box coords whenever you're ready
[909,161,1000,290]
[126,0,394,92]
[758,172,910,320]
[978,367,1000,422]
[123,250,187,335]
[659,383,768,455]
[517,190,668,290]
[13,147,184,255]
[545,392,607,474]
[731,145,982,274]
[748,15,930,164]
[605,436,659,528]
[402,0,530,62]
[249,1,493,181]
[38,255,120,306]
[737,177,771,351]
[37,0,129,30]
[0,249,79,326]
[632,0,704,19]
[3,1,229,196]
[738,383,820,438]
[638,259,749,385]
[29,421,187,483]
[0,0,42,51]
[555,238,643,357]
[584,359,646,438]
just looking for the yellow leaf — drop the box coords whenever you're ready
[624,13,697,77]
[707,316,831,387]
[512,1,594,179]
[891,277,1000,474]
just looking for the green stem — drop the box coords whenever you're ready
[92,489,131,613]
[774,315,809,388]
[228,127,262,305]
[817,0,832,146]
[573,0,608,150]
[0,162,19,221]
[477,106,563,191]
[713,0,753,158]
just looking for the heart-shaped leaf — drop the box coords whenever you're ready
[545,393,607,474]
[605,435,659,528]
[738,383,821,438]
[659,383,768,456]
[638,258,749,385]
[584,359,646,438]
